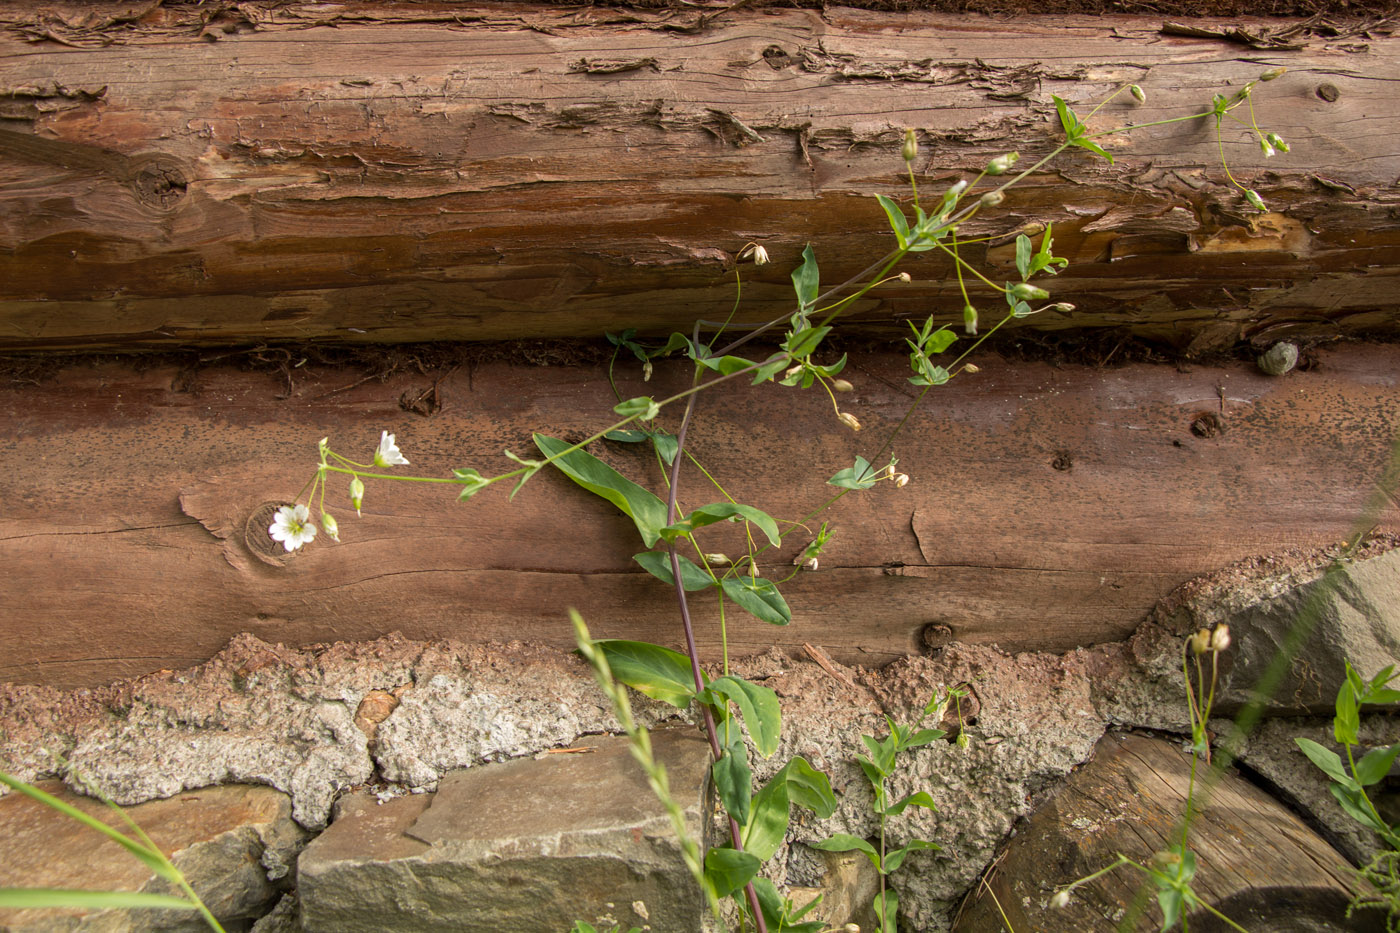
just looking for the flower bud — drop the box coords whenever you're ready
[986,152,1019,175]
[894,473,910,487]
[1188,628,1212,656]
[1052,302,1076,313]
[1260,67,1286,81]
[804,557,819,571]
[897,272,912,283]
[321,512,340,542]
[784,364,803,379]
[1130,84,1146,102]
[1210,624,1231,653]
[751,244,770,265]
[963,304,978,336]
[979,190,1005,208]
[349,477,365,516]
[1010,283,1050,301]
[704,553,731,566]
[1244,188,1267,212]
[1260,139,1276,158]
[1050,891,1071,909]
[964,363,980,374]
[832,378,854,392]
[902,128,918,163]
[1266,132,1289,153]
[1150,850,1183,871]
[838,411,862,432]
[642,359,654,382]
[947,180,968,198]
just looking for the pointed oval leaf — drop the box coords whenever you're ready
[876,194,910,248]
[713,737,753,825]
[791,244,820,311]
[1356,743,1400,787]
[675,503,781,547]
[706,674,782,758]
[884,790,938,818]
[633,551,717,592]
[811,833,880,871]
[721,577,791,625]
[592,639,698,708]
[704,847,762,899]
[533,434,668,547]
[883,838,940,873]
[613,396,661,422]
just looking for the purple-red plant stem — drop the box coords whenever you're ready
[665,374,769,933]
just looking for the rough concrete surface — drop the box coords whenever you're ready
[2,539,1396,932]
[0,782,305,933]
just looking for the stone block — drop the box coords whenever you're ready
[298,726,713,933]
[0,782,306,933]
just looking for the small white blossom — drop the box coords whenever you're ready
[894,472,911,487]
[1210,624,1231,653]
[374,431,409,467]
[1050,890,1071,909]
[269,504,317,552]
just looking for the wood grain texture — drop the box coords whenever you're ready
[1,343,1395,687]
[1,3,1397,350]
[953,731,1378,932]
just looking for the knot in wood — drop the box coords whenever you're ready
[132,158,187,209]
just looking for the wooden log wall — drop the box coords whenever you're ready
[1,2,1398,351]
[3,343,1396,687]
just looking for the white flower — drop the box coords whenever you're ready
[269,504,317,552]
[374,431,409,467]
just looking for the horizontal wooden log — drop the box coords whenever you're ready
[1,3,1397,350]
[2,342,1396,687]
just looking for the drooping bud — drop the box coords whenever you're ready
[1259,67,1286,81]
[1050,891,1071,909]
[1010,283,1050,301]
[963,304,978,336]
[1266,132,1289,153]
[804,557,819,571]
[979,190,1005,208]
[1210,624,1231,653]
[838,411,862,432]
[1260,138,1276,158]
[894,473,910,487]
[642,360,654,382]
[1052,302,1076,313]
[986,152,1019,175]
[1188,628,1212,656]
[902,128,918,163]
[1150,850,1183,871]
[897,272,912,283]
[321,512,340,542]
[751,244,770,265]
[1130,84,1146,102]
[704,553,731,566]
[832,378,854,392]
[964,363,980,374]
[947,179,968,198]
[349,477,365,516]
[1244,189,1267,212]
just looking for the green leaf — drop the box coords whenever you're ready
[604,429,647,443]
[742,757,836,861]
[1015,234,1032,281]
[613,396,661,422]
[924,328,957,355]
[1356,744,1400,787]
[0,889,200,911]
[876,194,910,248]
[1072,136,1114,164]
[901,728,946,751]
[862,734,897,775]
[666,503,781,548]
[791,244,820,312]
[592,639,698,708]
[1295,737,1354,787]
[784,325,832,360]
[713,737,753,824]
[751,354,791,385]
[1330,782,1389,835]
[706,675,782,757]
[882,838,940,873]
[1030,222,1068,276]
[633,551,717,592]
[1052,96,1081,138]
[829,456,879,490]
[697,354,761,376]
[873,889,899,933]
[0,772,178,882]
[452,468,491,501]
[533,434,669,547]
[721,576,792,626]
[1336,680,1362,746]
[705,847,761,899]
[884,790,938,817]
[812,833,881,872]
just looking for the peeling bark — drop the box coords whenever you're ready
[0,2,1396,350]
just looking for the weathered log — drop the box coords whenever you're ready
[2,342,1395,687]
[1,3,1397,351]
[952,731,1386,933]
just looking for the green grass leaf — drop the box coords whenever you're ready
[533,434,669,547]
[0,889,200,911]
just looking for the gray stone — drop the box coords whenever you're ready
[1259,340,1300,375]
[297,727,713,933]
[0,782,306,933]
[249,894,300,933]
